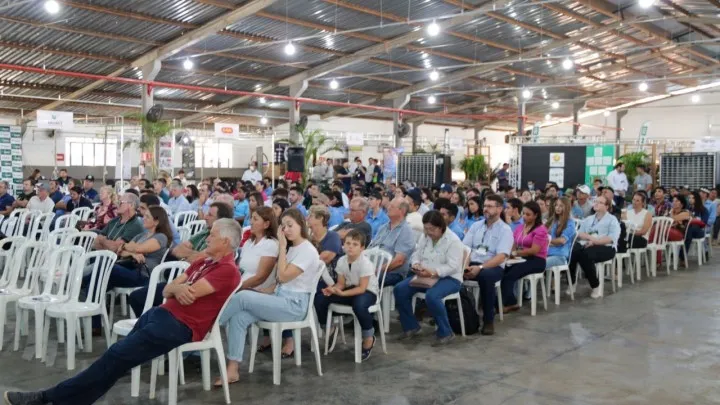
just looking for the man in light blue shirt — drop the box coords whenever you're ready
[366,191,389,238]
[504,198,524,232]
[700,188,717,227]
[463,194,513,336]
[289,186,308,218]
[167,183,192,219]
[569,195,620,299]
[435,198,464,240]
[234,187,250,225]
[369,197,415,287]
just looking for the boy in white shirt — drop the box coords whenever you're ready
[314,229,378,361]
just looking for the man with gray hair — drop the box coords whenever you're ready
[368,197,415,287]
[94,193,144,253]
[335,197,372,246]
[167,182,191,217]
[4,219,242,405]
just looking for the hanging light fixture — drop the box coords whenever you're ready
[429,70,440,81]
[603,110,611,117]
[427,95,437,104]
[638,81,649,92]
[562,58,574,70]
[638,0,655,8]
[551,101,559,109]
[426,20,440,36]
[691,94,701,103]
[284,42,296,55]
[183,58,193,70]
[44,0,60,14]
[329,79,339,90]
[545,113,552,121]
[259,97,266,104]
[522,89,533,100]
[260,116,268,125]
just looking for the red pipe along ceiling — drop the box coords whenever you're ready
[0,63,524,121]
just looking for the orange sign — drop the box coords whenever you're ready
[141,152,153,162]
[221,126,234,134]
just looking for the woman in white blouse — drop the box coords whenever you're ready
[239,206,279,289]
[393,210,464,346]
[217,208,321,386]
[623,192,652,249]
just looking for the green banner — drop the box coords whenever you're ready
[584,145,616,186]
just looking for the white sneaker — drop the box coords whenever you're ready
[590,287,602,299]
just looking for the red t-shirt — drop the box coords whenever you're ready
[285,171,302,182]
[162,254,241,341]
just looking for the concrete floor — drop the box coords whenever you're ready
[2,256,720,405]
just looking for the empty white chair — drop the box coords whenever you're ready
[47,228,79,247]
[0,236,26,288]
[364,248,392,333]
[71,207,94,222]
[185,220,207,237]
[174,211,198,228]
[324,252,389,363]
[2,209,26,237]
[115,180,131,194]
[646,217,673,276]
[42,250,118,370]
[163,281,243,405]
[249,263,325,385]
[0,240,47,351]
[67,231,98,252]
[114,261,190,398]
[55,214,80,231]
[28,212,54,242]
[14,246,85,359]
[178,227,191,243]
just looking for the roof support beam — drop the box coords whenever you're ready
[34,0,279,114]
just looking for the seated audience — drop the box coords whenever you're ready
[464,196,483,233]
[335,198,372,246]
[271,198,290,220]
[572,185,593,219]
[504,198,524,232]
[167,183,192,217]
[83,185,117,231]
[27,182,55,214]
[366,191,389,238]
[623,192,652,250]
[404,189,424,235]
[545,197,576,269]
[394,211,464,346]
[93,193,144,253]
[368,197,415,287]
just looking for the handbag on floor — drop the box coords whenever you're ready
[445,287,480,335]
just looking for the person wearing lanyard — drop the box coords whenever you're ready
[569,195,620,299]
[93,193,145,253]
[501,201,548,314]
[462,194,513,336]
[367,198,415,287]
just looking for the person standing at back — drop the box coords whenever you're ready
[606,163,628,209]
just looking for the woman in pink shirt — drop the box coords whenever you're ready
[502,201,548,313]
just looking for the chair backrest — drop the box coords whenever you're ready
[28,212,54,241]
[462,245,471,270]
[115,180,130,194]
[55,214,80,231]
[305,262,327,320]
[203,279,243,341]
[71,207,94,221]
[15,241,50,293]
[141,261,191,314]
[365,248,393,304]
[185,220,207,237]
[174,211,198,228]
[649,217,673,245]
[77,250,118,304]
[40,246,85,299]
[13,209,35,237]
[67,231,98,252]
[0,236,28,286]
[178,227,191,243]
[47,228,79,246]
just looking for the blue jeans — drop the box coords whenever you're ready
[545,255,567,269]
[684,226,705,251]
[314,291,377,338]
[469,264,503,324]
[501,256,546,307]
[83,264,149,328]
[378,271,406,287]
[129,282,166,318]
[42,307,191,405]
[393,277,461,338]
[220,287,309,362]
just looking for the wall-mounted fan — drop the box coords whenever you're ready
[146,104,164,123]
[396,122,410,138]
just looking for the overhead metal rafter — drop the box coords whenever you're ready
[34,0,281,113]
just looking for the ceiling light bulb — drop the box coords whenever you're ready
[259,97,266,104]
[427,95,436,104]
[545,113,552,121]
[183,58,193,70]
[638,81,649,92]
[329,79,339,90]
[182,136,190,144]
[691,94,700,103]
[44,0,60,14]
[522,89,532,100]
[603,110,611,117]
[429,70,439,81]
[260,116,268,125]
[562,58,574,70]
[638,0,655,8]
[551,101,559,109]
[284,42,296,56]
[426,20,440,37]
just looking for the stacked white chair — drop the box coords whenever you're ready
[14,246,85,359]
[1,209,26,237]
[113,261,189,398]
[410,245,469,336]
[185,220,207,238]
[71,207,94,222]
[55,214,80,231]
[27,212,54,242]
[47,228,79,248]
[174,211,198,228]
[646,217,673,275]
[20,210,41,237]
[41,251,117,370]
[324,249,391,363]
[67,231,98,252]
[0,236,25,285]
[249,263,326,385]
[162,281,243,405]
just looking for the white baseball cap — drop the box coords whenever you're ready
[577,185,591,195]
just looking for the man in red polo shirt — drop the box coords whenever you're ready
[4,219,243,405]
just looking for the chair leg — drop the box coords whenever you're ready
[682,246,688,269]
[12,308,22,351]
[120,294,127,317]
[376,310,387,354]
[41,314,51,363]
[471,287,480,314]
[324,309,333,355]
[308,320,323,377]
[248,324,259,374]
[553,271,561,306]
[34,309,45,359]
[270,326,282,385]
[540,278,547,311]
[168,350,179,405]
[353,317,362,364]
[200,350,211,391]
[66,316,76,371]
[0,305,5,352]
[149,359,158,399]
[214,339,231,404]
[82,317,92,353]
[131,364,141,398]
[292,329,302,366]
[101,309,112,349]
[616,259,623,289]
[496,284,503,321]
[107,292,115,326]
[517,280,524,308]
[56,317,64,344]
[456,296,465,337]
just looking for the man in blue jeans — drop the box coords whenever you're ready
[4,219,243,405]
[462,194,513,336]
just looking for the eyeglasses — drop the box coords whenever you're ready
[119,200,131,205]
[483,204,499,209]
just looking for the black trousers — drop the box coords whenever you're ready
[568,243,616,289]
[629,237,648,249]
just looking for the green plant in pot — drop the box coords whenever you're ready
[617,151,650,185]
[278,126,343,186]
[123,112,172,179]
[459,155,489,182]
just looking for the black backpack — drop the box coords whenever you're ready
[446,287,480,335]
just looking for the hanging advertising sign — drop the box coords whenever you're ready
[638,121,650,145]
[346,132,364,146]
[37,110,74,130]
[0,126,23,197]
[214,123,239,139]
[158,136,174,173]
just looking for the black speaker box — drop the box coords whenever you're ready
[287,147,305,172]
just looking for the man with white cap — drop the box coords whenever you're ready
[572,185,593,219]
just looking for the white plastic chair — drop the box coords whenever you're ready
[614,227,635,289]
[324,251,389,363]
[364,248,392,333]
[163,281,242,405]
[41,250,117,370]
[71,207,94,222]
[248,263,325,385]
[410,246,469,336]
[108,248,170,323]
[0,236,26,288]
[55,214,80,231]
[667,221,691,272]
[174,210,198,228]
[646,217,673,276]
[518,272,548,316]
[28,212,54,241]
[178,227,191,243]
[185,220,207,237]
[594,259,615,298]
[67,231,98,252]
[14,246,85,359]
[462,279,503,321]
[115,180,131,194]
[18,210,40,237]
[2,209,26,237]
[688,225,709,266]
[114,261,190,397]
[0,240,47,351]
[47,228,79,248]
[545,231,579,305]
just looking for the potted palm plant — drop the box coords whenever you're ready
[617,151,650,185]
[123,112,172,178]
[459,155,489,182]
[278,127,343,186]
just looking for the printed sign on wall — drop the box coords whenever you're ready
[0,126,23,197]
[37,110,74,130]
[214,123,239,139]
